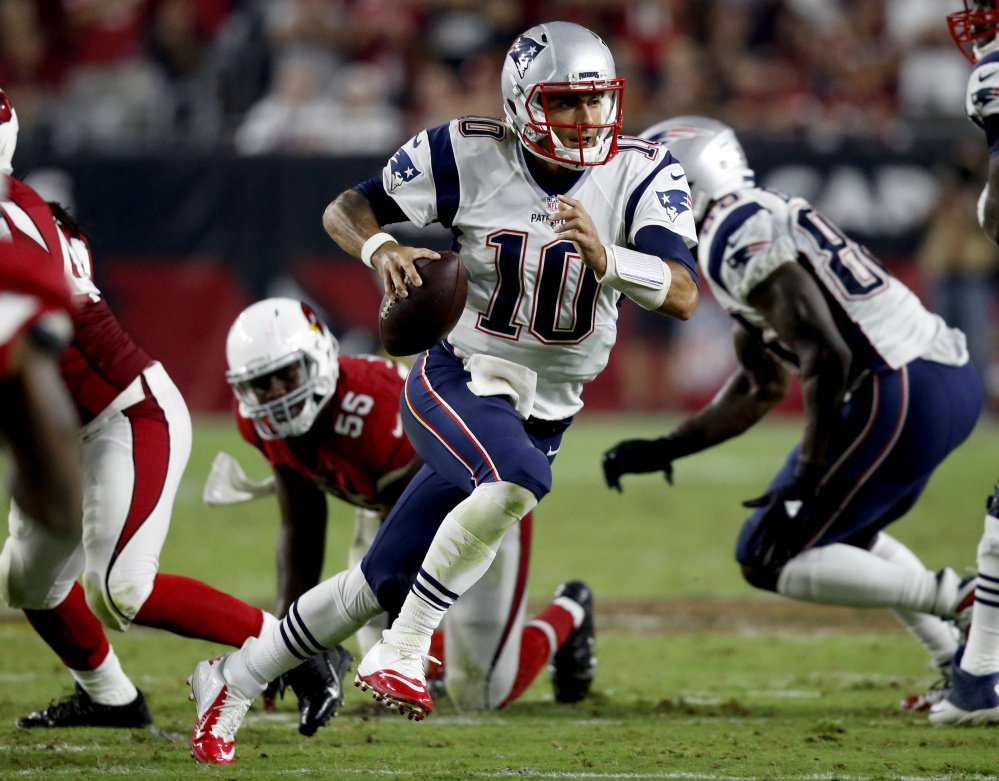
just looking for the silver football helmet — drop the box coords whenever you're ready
[501,21,624,169]
[225,298,339,440]
[640,116,755,223]
[0,88,19,175]
[948,0,999,63]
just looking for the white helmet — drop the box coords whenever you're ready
[640,116,755,223]
[501,21,624,170]
[225,298,339,440]
[0,89,19,175]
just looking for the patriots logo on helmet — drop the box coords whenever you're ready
[0,91,11,123]
[509,35,546,79]
[656,190,692,223]
[388,147,423,191]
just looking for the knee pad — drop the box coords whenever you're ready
[741,562,780,592]
[497,448,553,502]
[0,536,74,609]
[82,565,155,632]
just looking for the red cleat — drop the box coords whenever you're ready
[354,638,435,720]
[189,655,252,764]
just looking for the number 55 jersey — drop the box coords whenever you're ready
[698,187,968,374]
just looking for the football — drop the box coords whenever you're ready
[378,250,468,356]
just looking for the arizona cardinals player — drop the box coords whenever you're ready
[190,297,596,761]
[0,151,80,542]
[0,86,314,730]
[602,114,981,713]
[188,20,698,761]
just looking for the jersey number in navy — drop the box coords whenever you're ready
[797,208,888,298]
[477,231,599,343]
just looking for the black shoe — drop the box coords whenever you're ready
[285,645,353,736]
[549,580,596,703]
[15,684,152,729]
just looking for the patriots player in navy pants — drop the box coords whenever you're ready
[603,116,984,714]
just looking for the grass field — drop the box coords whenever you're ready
[1,411,998,780]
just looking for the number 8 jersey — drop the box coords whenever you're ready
[376,117,698,420]
[697,187,968,373]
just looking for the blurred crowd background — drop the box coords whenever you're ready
[0,0,979,155]
[3,0,998,414]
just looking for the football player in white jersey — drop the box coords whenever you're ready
[602,115,987,714]
[909,0,999,725]
[188,20,699,762]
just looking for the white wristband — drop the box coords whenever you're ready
[360,232,396,269]
[598,245,671,310]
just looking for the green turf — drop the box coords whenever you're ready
[1,412,997,779]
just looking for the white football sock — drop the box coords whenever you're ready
[70,646,138,706]
[870,533,959,668]
[777,543,944,612]
[961,515,999,675]
[389,481,537,653]
[228,565,381,694]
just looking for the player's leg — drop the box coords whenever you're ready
[929,484,999,725]
[191,466,463,763]
[347,507,388,656]
[441,515,530,711]
[0,497,148,727]
[82,364,269,643]
[355,346,563,717]
[739,360,982,620]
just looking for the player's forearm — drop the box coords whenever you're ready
[274,524,326,618]
[323,189,384,258]
[670,369,782,456]
[656,262,699,320]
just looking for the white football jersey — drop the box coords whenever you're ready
[379,118,697,419]
[699,187,967,372]
[966,50,999,127]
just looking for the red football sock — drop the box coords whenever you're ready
[427,629,446,680]
[133,573,264,647]
[500,602,576,707]
[23,582,110,671]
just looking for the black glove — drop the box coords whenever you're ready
[602,435,680,492]
[284,645,354,736]
[741,462,825,568]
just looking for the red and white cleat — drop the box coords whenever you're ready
[354,638,435,721]
[189,655,253,764]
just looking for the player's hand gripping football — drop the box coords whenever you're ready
[370,242,440,300]
[741,463,824,568]
[602,436,681,492]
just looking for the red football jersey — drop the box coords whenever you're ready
[0,177,73,377]
[53,221,151,423]
[237,354,418,513]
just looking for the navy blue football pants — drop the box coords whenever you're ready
[361,343,570,615]
[736,358,983,568]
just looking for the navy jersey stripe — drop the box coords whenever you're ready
[623,150,678,237]
[427,124,460,229]
[353,177,408,225]
[634,225,697,283]
[706,202,764,296]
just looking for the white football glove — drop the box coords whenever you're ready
[203,451,275,506]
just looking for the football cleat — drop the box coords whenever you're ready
[189,655,253,765]
[550,580,597,703]
[899,664,952,713]
[284,645,353,736]
[354,637,434,720]
[928,648,999,726]
[15,684,152,729]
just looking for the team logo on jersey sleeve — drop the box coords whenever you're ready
[509,35,546,79]
[388,147,423,191]
[655,190,692,223]
[972,86,999,111]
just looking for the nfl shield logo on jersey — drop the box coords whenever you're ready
[544,195,565,229]
[388,147,423,192]
[509,35,546,79]
[655,190,692,223]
